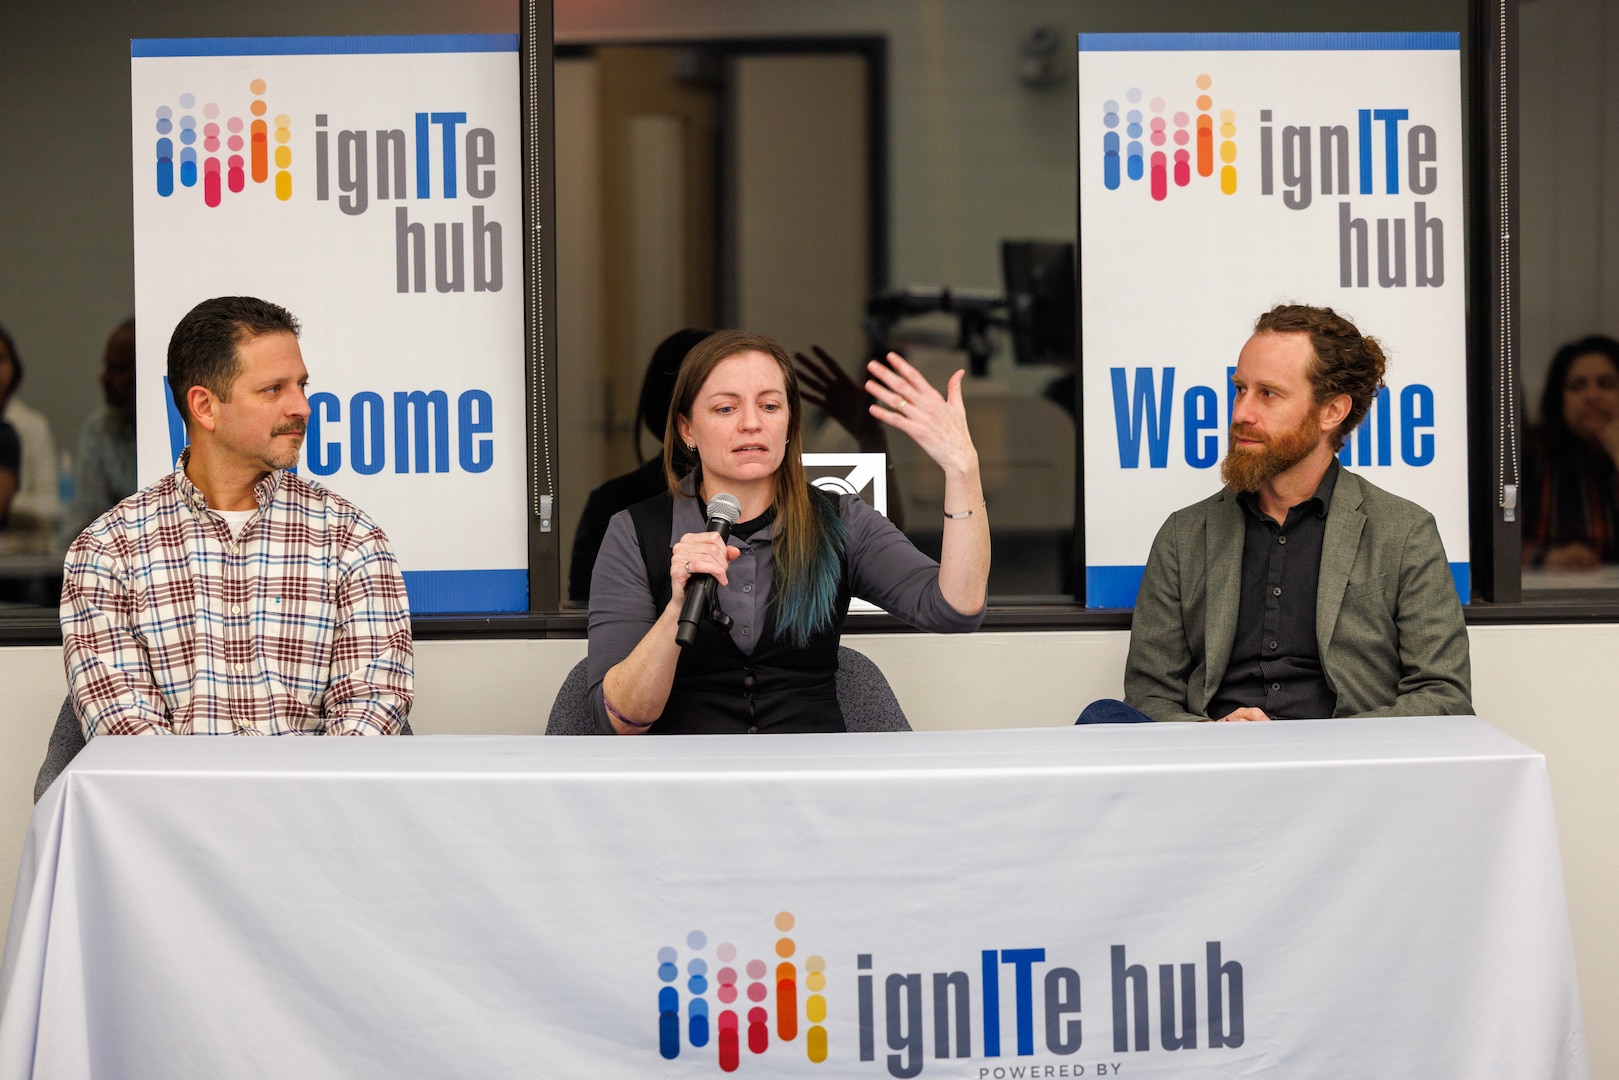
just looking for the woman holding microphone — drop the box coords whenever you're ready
[587,330,988,734]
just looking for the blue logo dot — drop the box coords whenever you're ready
[179,128,196,145]
[1103,113,1118,129]
[687,930,707,950]
[688,958,707,976]
[156,118,172,135]
[688,975,708,994]
[156,106,172,120]
[179,93,195,108]
[658,946,677,964]
[659,962,679,982]
[1126,88,1142,103]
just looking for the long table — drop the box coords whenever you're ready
[0,718,1588,1078]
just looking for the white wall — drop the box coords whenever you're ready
[1,624,1615,1072]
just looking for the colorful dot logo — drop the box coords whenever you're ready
[659,912,827,1071]
[155,79,290,207]
[1102,75,1236,201]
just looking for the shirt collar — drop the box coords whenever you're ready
[675,472,779,542]
[173,448,285,514]
[1236,457,1340,521]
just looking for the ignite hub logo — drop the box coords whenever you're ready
[657,917,1247,1077]
[150,81,505,296]
[659,912,829,1071]
[154,80,289,206]
[1101,76,1236,200]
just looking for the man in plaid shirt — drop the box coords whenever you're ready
[61,296,413,736]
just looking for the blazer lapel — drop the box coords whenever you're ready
[1316,470,1367,655]
[1203,491,1245,703]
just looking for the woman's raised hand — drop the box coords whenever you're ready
[864,351,978,476]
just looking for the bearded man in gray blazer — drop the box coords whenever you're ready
[1090,304,1472,724]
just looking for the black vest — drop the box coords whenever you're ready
[627,491,850,734]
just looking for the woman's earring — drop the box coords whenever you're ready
[685,442,696,453]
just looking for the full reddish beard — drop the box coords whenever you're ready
[1220,405,1325,492]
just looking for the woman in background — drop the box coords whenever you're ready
[1522,335,1619,568]
[586,330,988,734]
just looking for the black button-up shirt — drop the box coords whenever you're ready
[1207,460,1340,720]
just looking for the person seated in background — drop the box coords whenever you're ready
[0,331,19,530]
[1521,334,1619,569]
[0,323,62,534]
[61,296,413,736]
[588,330,988,734]
[1082,303,1471,724]
[59,318,139,546]
[569,328,714,605]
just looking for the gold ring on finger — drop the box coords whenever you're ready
[896,397,908,414]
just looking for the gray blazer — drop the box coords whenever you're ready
[1124,469,1473,721]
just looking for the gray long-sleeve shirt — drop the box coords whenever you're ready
[587,490,984,731]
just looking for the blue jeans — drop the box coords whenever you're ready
[1075,699,1155,724]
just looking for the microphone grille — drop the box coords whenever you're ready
[706,493,743,525]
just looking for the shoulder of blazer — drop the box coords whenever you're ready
[1333,468,1435,529]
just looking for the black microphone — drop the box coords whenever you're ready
[676,493,743,648]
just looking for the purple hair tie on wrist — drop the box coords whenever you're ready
[604,693,653,730]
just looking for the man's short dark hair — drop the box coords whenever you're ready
[1253,303,1387,451]
[167,297,300,425]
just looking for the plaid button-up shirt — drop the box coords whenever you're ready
[61,454,413,736]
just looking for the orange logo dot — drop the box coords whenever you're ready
[774,912,795,931]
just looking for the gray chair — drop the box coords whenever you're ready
[35,696,84,804]
[36,695,415,802]
[546,646,911,734]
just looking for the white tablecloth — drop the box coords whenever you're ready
[0,718,1588,1078]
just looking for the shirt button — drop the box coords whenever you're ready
[234,663,245,673]
[743,675,756,688]
[1272,586,1282,596]
[1278,535,1287,545]
[747,725,759,734]
[743,584,753,593]
[1269,640,1278,650]
[1271,682,1281,691]
[230,604,242,615]
[741,626,751,636]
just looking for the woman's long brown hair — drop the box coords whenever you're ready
[663,330,844,644]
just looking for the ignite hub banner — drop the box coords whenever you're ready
[1078,33,1469,607]
[131,35,527,613]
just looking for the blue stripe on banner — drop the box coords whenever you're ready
[1078,31,1459,52]
[1088,562,1472,609]
[1086,566,1147,610]
[131,34,517,58]
[1448,562,1470,604]
[403,569,528,614]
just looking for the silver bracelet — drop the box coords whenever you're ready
[943,501,986,520]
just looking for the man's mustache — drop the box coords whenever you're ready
[272,419,307,436]
[1229,424,1265,444]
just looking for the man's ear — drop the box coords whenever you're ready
[187,384,219,434]
[1320,393,1353,434]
